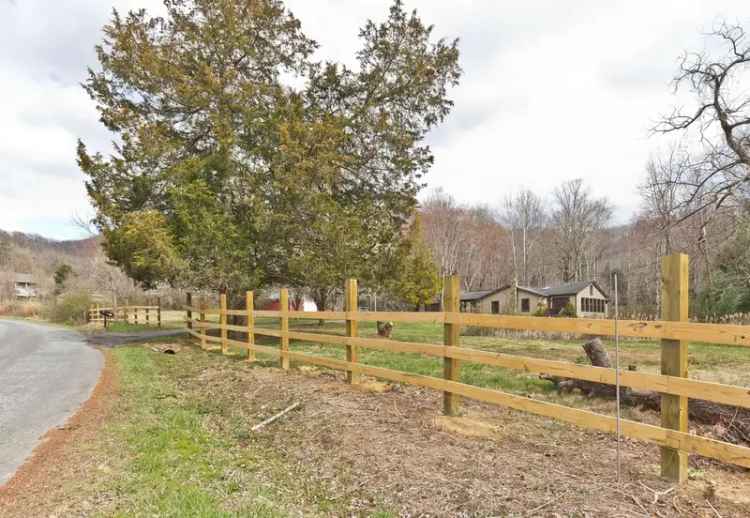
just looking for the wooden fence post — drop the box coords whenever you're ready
[134,306,139,325]
[660,253,689,482]
[345,278,360,384]
[157,297,162,328]
[246,291,255,362]
[220,291,228,355]
[443,275,461,416]
[280,288,289,370]
[199,299,206,350]
[146,306,150,326]
[186,293,193,330]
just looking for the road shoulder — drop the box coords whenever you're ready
[0,349,118,515]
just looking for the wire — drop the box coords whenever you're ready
[614,272,622,485]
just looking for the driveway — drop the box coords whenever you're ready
[0,319,103,484]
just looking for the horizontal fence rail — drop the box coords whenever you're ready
[183,260,750,477]
[182,306,750,348]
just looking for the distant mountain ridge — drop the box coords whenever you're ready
[0,229,101,258]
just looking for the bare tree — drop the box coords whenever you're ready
[639,148,689,254]
[421,189,513,292]
[501,189,546,286]
[551,179,613,282]
[656,22,750,220]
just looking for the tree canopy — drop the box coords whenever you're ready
[79,0,460,294]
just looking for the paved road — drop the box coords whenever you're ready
[0,319,102,484]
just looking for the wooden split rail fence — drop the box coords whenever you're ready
[88,304,161,327]
[183,254,750,481]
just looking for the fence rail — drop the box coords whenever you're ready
[88,304,161,327]
[183,254,750,479]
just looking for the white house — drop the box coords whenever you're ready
[13,273,38,299]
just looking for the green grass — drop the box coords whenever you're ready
[102,322,164,333]
[98,346,351,517]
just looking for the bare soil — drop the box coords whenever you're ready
[198,357,750,517]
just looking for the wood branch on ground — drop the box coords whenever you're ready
[251,402,301,432]
[539,338,750,446]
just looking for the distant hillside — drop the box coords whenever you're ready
[0,229,183,308]
[0,229,101,258]
[0,229,126,300]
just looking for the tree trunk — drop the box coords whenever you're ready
[541,338,629,399]
[541,338,750,446]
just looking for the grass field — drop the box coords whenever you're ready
[227,318,750,392]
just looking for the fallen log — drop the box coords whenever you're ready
[540,338,631,400]
[540,338,750,446]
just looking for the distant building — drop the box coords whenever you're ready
[258,289,318,311]
[460,280,609,318]
[12,273,38,299]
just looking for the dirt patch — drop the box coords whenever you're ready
[192,354,750,517]
[435,415,505,440]
[0,348,118,516]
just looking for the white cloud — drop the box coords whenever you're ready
[0,0,748,238]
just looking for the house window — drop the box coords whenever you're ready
[521,298,530,312]
[491,301,500,314]
[582,298,604,313]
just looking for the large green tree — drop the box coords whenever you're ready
[78,0,460,294]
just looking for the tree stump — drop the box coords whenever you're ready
[377,321,393,338]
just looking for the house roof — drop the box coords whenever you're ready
[517,285,547,297]
[460,284,545,302]
[541,280,609,299]
[460,286,508,302]
[14,273,35,284]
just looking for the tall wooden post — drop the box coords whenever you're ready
[134,306,139,325]
[186,292,193,331]
[157,297,162,328]
[220,291,228,355]
[660,253,689,482]
[199,300,207,350]
[246,290,255,362]
[280,288,289,370]
[146,306,150,325]
[443,275,461,415]
[345,278,360,384]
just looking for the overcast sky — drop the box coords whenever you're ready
[1,0,748,240]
